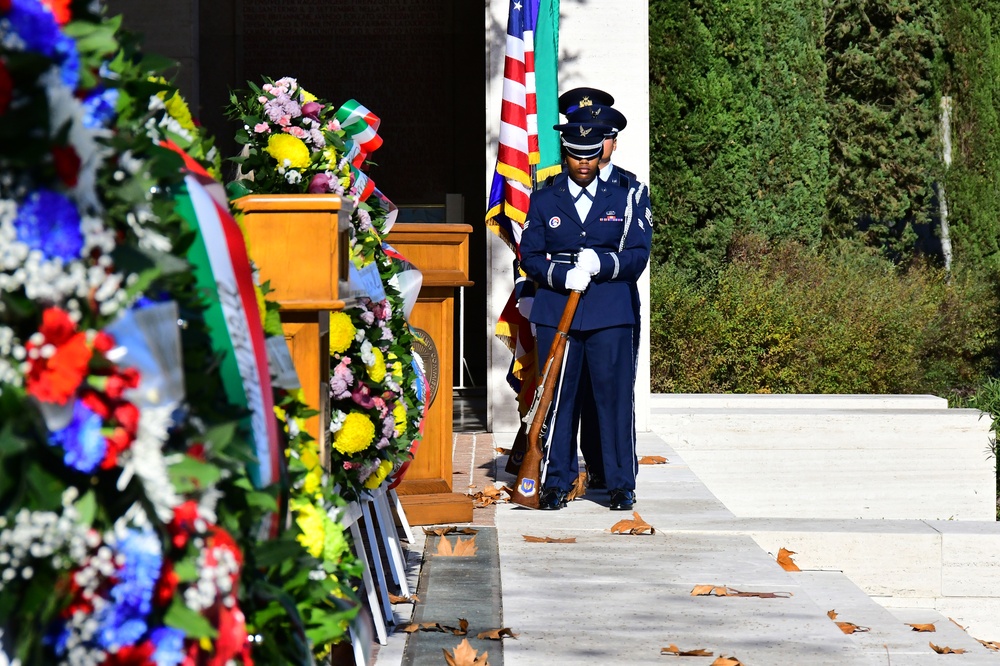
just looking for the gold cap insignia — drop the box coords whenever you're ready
[580,96,592,107]
[579,126,592,136]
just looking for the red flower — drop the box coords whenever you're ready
[52,145,80,187]
[100,426,133,469]
[25,308,92,405]
[187,442,206,461]
[101,642,155,666]
[80,388,111,419]
[154,561,179,607]
[112,401,140,434]
[40,0,71,24]
[0,60,11,116]
[208,605,251,666]
[91,330,116,354]
[104,367,140,400]
[168,500,200,549]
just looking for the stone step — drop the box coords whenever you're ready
[794,571,1000,663]
[651,407,994,521]
[651,393,949,411]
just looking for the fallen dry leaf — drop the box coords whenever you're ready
[711,657,745,666]
[453,619,470,636]
[827,609,838,620]
[476,627,519,640]
[401,622,446,633]
[610,511,655,535]
[444,638,489,666]
[836,622,870,635]
[423,526,479,537]
[907,623,936,632]
[691,585,792,599]
[660,643,713,656]
[565,471,588,501]
[495,447,511,455]
[776,547,801,572]
[930,642,966,654]
[522,535,577,543]
[470,485,509,508]
[388,593,420,604]
[436,536,478,557]
[977,639,1000,651]
[639,455,668,465]
[949,617,968,631]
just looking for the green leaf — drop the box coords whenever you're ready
[164,598,218,639]
[168,455,222,493]
[173,557,199,583]
[254,538,306,568]
[75,490,97,528]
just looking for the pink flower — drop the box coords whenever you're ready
[326,119,341,132]
[283,125,307,139]
[372,299,390,321]
[351,384,376,409]
[278,114,292,127]
[254,122,270,133]
[309,173,332,193]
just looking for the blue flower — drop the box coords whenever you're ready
[14,188,84,262]
[48,400,106,473]
[81,86,119,129]
[95,525,162,651]
[150,627,186,666]
[7,0,80,89]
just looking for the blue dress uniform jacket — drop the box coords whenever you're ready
[520,173,650,332]
[519,173,651,495]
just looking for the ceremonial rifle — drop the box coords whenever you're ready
[510,289,581,509]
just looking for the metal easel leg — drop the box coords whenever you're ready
[373,488,410,597]
[348,520,388,645]
[389,488,415,543]
[360,499,394,625]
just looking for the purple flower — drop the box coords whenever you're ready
[48,400,106,473]
[330,361,353,399]
[308,173,332,193]
[359,310,375,326]
[301,101,324,120]
[382,415,395,438]
[376,437,390,450]
[15,188,83,262]
[351,384,376,409]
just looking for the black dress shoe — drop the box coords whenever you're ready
[609,489,636,511]
[539,488,568,510]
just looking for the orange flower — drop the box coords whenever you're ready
[25,308,92,404]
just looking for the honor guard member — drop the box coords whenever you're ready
[558,92,653,492]
[519,121,651,511]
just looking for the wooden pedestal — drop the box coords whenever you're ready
[235,194,351,456]
[385,223,474,525]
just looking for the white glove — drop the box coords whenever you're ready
[565,267,591,292]
[577,248,601,276]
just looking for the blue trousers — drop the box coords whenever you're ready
[534,324,637,492]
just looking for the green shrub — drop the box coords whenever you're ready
[649,235,999,395]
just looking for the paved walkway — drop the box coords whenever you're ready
[374,430,1000,665]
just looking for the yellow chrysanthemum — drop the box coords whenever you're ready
[393,401,407,433]
[300,445,322,495]
[164,91,195,131]
[292,500,325,558]
[300,88,318,103]
[367,347,386,383]
[329,312,356,354]
[266,133,310,169]
[323,518,350,561]
[333,412,375,454]
[363,459,394,490]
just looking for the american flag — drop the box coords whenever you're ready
[486,0,539,253]
[488,0,542,413]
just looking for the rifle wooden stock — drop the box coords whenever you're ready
[511,290,581,509]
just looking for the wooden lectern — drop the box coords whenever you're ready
[385,223,474,525]
[234,194,352,455]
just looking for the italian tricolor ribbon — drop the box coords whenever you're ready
[175,174,282,488]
